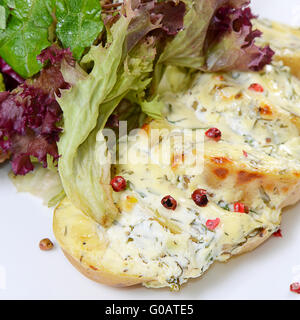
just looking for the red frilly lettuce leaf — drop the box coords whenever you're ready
[204,4,274,71]
[124,0,186,52]
[0,45,74,175]
[150,1,186,36]
[158,0,274,72]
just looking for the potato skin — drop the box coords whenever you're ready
[62,250,146,287]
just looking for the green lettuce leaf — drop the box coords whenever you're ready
[0,0,54,78]
[55,0,103,60]
[57,14,157,225]
[0,0,104,78]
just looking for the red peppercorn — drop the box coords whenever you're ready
[206,218,220,231]
[205,128,221,141]
[234,202,249,213]
[248,83,264,92]
[192,189,208,207]
[290,282,300,294]
[110,176,126,192]
[273,229,282,237]
[161,195,177,210]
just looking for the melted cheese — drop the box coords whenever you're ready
[163,63,300,158]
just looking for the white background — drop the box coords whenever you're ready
[1,0,300,300]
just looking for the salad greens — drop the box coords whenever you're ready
[0,46,72,175]
[0,0,54,78]
[0,0,103,78]
[157,0,273,73]
[55,0,103,60]
[0,0,275,223]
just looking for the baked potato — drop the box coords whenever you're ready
[53,20,300,290]
[54,103,300,289]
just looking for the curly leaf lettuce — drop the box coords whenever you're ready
[0,46,73,176]
[57,14,157,225]
[55,0,103,60]
[158,0,274,72]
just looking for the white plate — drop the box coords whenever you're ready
[1,0,300,300]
